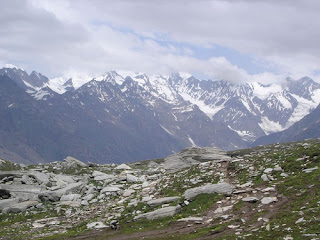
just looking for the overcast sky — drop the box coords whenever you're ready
[1,0,320,83]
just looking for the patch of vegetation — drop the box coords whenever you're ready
[0,159,22,171]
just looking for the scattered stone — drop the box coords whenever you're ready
[242,197,259,202]
[147,196,180,207]
[184,182,235,200]
[2,200,39,213]
[126,174,139,183]
[261,174,269,182]
[101,186,121,193]
[295,217,305,224]
[261,197,278,205]
[0,198,20,210]
[178,217,203,223]
[64,156,87,167]
[134,205,181,220]
[115,164,132,170]
[87,222,108,229]
[302,166,318,173]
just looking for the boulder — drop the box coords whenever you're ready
[92,171,116,182]
[126,174,139,183]
[2,200,39,213]
[58,201,81,207]
[101,186,121,193]
[0,184,45,201]
[134,205,181,220]
[147,196,180,207]
[183,183,235,200]
[163,147,230,173]
[242,197,259,202]
[64,156,87,167]
[122,189,135,197]
[261,197,278,205]
[60,194,81,202]
[39,182,85,201]
[115,164,132,170]
[87,222,108,229]
[0,198,20,210]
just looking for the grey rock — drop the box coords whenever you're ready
[87,222,108,229]
[177,217,203,222]
[39,182,85,201]
[2,200,39,213]
[0,198,20,210]
[147,161,160,168]
[126,174,139,183]
[64,156,87,167]
[183,183,235,200]
[163,147,230,173]
[60,194,81,202]
[134,205,181,220]
[242,197,259,202]
[263,168,273,174]
[0,184,45,201]
[92,171,116,182]
[261,197,278,204]
[58,201,81,207]
[101,186,121,193]
[122,189,135,197]
[54,174,76,184]
[82,193,95,201]
[261,174,269,181]
[302,166,318,173]
[115,164,132,170]
[147,196,180,207]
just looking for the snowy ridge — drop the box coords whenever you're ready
[3,66,320,143]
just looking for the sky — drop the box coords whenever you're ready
[1,0,320,83]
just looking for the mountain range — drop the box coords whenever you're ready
[1,65,320,164]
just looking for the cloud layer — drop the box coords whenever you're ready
[1,0,320,83]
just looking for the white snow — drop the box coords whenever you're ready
[250,82,282,100]
[149,75,178,103]
[188,135,197,146]
[228,126,255,139]
[171,112,178,121]
[285,94,319,128]
[179,92,223,119]
[259,117,284,135]
[47,77,71,94]
[160,124,174,135]
[4,64,19,69]
[33,90,50,100]
[23,80,38,90]
[276,94,292,109]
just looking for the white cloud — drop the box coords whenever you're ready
[1,0,320,84]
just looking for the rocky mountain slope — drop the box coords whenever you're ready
[0,139,319,239]
[1,66,320,164]
[254,104,320,146]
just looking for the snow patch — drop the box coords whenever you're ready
[160,124,174,135]
[33,90,50,100]
[188,135,197,147]
[250,82,282,100]
[259,117,284,135]
[179,92,223,119]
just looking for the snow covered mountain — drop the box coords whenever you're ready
[43,70,320,141]
[1,66,320,163]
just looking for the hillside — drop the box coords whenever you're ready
[0,139,319,239]
[254,104,320,146]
